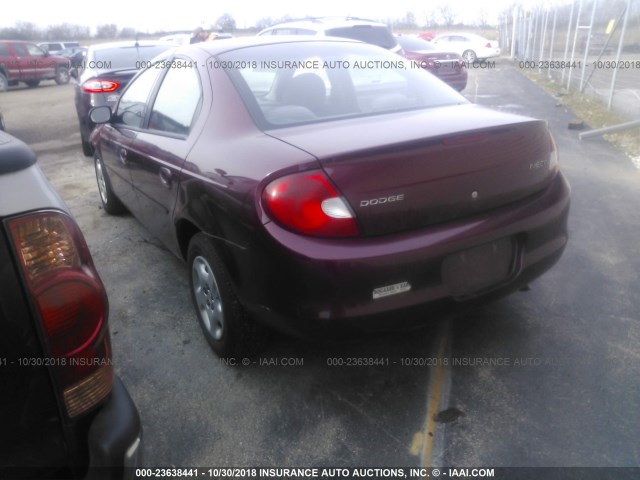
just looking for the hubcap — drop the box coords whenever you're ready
[95,159,108,205]
[192,256,224,341]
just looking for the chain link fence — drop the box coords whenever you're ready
[498,0,640,122]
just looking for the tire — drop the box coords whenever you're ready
[94,153,126,214]
[54,66,70,85]
[81,127,94,156]
[0,115,5,132]
[0,73,8,92]
[188,233,268,359]
[462,50,477,63]
[25,79,40,88]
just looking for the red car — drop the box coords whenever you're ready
[88,37,570,358]
[396,35,467,91]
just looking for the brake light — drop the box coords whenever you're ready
[262,171,359,237]
[82,80,120,93]
[8,211,113,418]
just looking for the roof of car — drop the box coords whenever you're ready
[88,40,175,51]
[261,17,389,31]
[180,35,362,56]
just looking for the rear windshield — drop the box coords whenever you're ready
[326,26,397,50]
[90,45,174,70]
[396,36,436,52]
[219,41,467,129]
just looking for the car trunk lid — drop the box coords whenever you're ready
[266,104,557,236]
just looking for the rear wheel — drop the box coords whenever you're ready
[188,233,268,359]
[55,66,70,85]
[94,153,126,214]
[462,49,477,63]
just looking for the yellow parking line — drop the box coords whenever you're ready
[409,323,450,478]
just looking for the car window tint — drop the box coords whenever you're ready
[149,66,202,136]
[13,44,28,56]
[91,45,173,71]
[397,36,436,51]
[115,67,163,128]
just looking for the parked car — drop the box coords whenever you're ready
[0,131,141,478]
[88,37,570,359]
[38,41,81,56]
[159,33,192,46]
[74,40,175,156]
[258,17,402,53]
[431,33,501,63]
[395,35,467,91]
[57,47,88,79]
[0,40,71,91]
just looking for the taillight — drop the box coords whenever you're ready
[262,171,359,237]
[8,211,113,418]
[82,79,120,93]
[485,42,492,48]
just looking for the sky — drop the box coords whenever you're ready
[0,0,550,33]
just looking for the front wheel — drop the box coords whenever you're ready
[188,233,268,359]
[55,66,70,85]
[94,154,126,214]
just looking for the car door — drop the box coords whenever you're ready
[99,66,165,210]
[127,60,203,250]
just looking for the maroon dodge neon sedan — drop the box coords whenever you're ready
[88,37,570,358]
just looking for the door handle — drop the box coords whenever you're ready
[159,167,172,187]
[118,148,127,165]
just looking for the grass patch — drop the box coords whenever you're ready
[520,67,640,164]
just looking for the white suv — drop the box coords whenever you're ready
[258,17,402,53]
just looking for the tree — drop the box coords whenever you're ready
[395,11,418,30]
[119,27,136,38]
[216,13,236,32]
[96,24,118,39]
[439,4,457,28]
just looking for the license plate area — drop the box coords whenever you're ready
[441,237,516,298]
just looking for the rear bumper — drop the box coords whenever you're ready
[85,376,142,480]
[235,172,570,337]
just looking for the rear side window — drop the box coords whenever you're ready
[149,65,202,136]
[325,26,397,49]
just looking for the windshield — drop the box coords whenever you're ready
[220,41,467,129]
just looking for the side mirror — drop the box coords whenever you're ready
[89,106,112,124]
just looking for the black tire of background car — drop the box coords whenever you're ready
[0,72,8,92]
[94,154,127,214]
[188,233,269,360]
[462,49,477,63]
[54,66,70,85]
[25,79,40,87]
